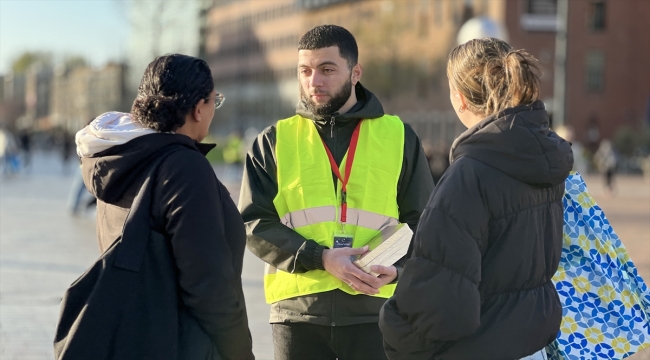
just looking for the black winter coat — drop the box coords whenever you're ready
[81,133,254,360]
[379,101,574,360]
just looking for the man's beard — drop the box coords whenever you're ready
[300,78,353,116]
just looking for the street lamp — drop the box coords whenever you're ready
[553,0,569,128]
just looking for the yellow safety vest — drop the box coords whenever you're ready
[266,114,404,304]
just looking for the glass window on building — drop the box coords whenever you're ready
[433,0,443,25]
[481,0,489,14]
[587,0,606,31]
[585,50,605,92]
[527,0,556,14]
[521,0,557,31]
[461,0,474,23]
[452,0,461,25]
[419,0,429,36]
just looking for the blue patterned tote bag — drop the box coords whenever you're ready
[546,172,650,359]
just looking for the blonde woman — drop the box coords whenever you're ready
[379,38,573,360]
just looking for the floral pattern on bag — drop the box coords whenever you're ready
[547,172,650,359]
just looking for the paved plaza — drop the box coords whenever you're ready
[1,151,648,360]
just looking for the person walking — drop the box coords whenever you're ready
[18,129,31,169]
[379,38,574,360]
[74,54,254,360]
[238,25,434,360]
[0,128,20,175]
[593,139,617,195]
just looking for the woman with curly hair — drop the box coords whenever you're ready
[74,54,254,360]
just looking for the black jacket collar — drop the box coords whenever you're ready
[450,101,573,187]
[296,82,385,129]
[81,133,216,203]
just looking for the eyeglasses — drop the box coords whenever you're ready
[214,93,225,109]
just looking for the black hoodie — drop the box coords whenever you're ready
[238,83,435,326]
[380,101,574,360]
[81,132,254,360]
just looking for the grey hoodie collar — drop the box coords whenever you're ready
[76,112,157,157]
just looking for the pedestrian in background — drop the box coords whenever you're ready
[0,128,21,175]
[18,129,32,169]
[379,38,573,360]
[239,25,433,360]
[60,131,74,173]
[73,54,254,360]
[594,139,618,195]
[555,125,588,175]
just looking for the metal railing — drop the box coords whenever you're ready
[399,111,464,148]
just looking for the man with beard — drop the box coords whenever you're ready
[239,25,433,360]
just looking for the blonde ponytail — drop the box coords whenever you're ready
[447,38,542,117]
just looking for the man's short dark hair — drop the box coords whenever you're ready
[298,25,358,69]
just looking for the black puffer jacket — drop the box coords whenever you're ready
[380,101,574,360]
[81,133,254,360]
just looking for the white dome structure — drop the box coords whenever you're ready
[457,16,509,45]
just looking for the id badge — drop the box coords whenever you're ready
[333,234,353,248]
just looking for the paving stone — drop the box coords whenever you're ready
[1,153,648,360]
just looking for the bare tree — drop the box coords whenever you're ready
[112,0,181,59]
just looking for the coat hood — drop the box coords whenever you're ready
[450,101,573,187]
[296,82,384,126]
[76,112,215,204]
[76,111,157,158]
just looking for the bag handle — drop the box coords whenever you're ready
[114,146,182,272]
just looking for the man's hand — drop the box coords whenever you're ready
[370,265,397,287]
[322,246,383,295]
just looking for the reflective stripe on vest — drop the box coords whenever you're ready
[267,114,404,304]
[280,206,399,231]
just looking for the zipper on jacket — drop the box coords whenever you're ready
[329,113,338,138]
[331,287,337,326]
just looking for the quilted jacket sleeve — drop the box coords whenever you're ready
[238,126,325,273]
[156,150,254,360]
[379,158,489,358]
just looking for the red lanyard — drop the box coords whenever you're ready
[320,120,362,224]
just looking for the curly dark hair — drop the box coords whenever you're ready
[131,54,214,132]
[298,25,358,69]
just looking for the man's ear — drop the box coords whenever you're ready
[351,63,362,85]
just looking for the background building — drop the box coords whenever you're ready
[23,64,53,129]
[50,63,128,133]
[0,0,647,168]
[204,0,302,135]
[0,73,26,129]
[507,0,650,152]
[563,0,650,153]
[203,0,649,157]
[203,0,507,142]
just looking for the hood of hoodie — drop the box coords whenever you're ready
[450,101,573,187]
[77,112,215,204]
[296,82,385,127]
[76,112,157,157]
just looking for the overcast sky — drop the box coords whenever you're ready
[0,0,129,74]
